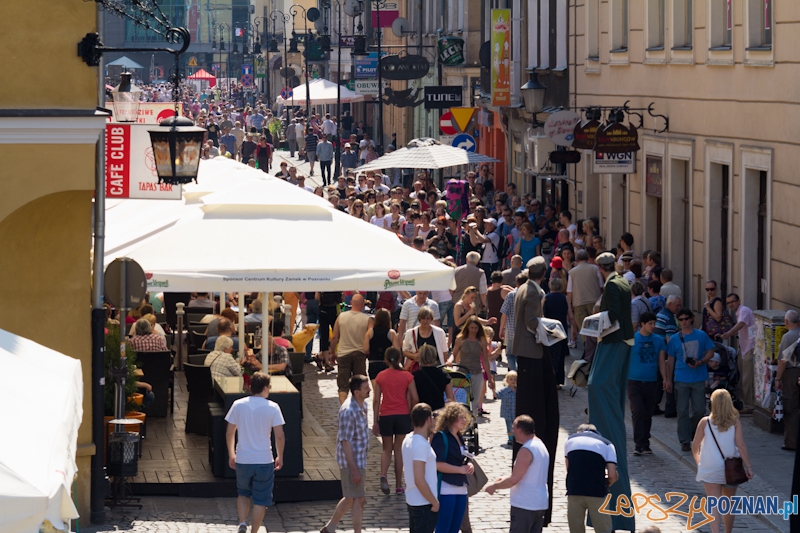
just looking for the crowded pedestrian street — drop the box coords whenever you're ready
[78,344,789,533]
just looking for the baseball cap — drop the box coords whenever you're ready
[484,218,497,227]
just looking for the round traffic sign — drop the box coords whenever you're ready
[452,133,476,152]
[241,74,253,87]
[104,258,147,309]
[440,111,456,135]
[280,86,293,99]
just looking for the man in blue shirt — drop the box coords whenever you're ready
[627,311,667,456]
[219,128,237,158]
[666,308,715,451]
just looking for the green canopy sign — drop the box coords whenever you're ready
[438,37,465,67]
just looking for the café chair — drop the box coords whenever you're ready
[135,350,172,417]
[183,363,213,436]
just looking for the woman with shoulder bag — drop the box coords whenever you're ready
[692,389,754,533]
[402,307,448,372]
[702,280,732,339]
[431,403,474,533]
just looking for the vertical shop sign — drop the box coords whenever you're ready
[490,9,511,107]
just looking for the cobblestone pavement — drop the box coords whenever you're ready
[84,349,788,533]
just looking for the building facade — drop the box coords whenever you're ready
[0,0,105,525]
[569,0,795,312]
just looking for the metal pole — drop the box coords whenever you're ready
[376,2,384,153]
[335,0,342,178]
[91,4,108,521]
[303,11,311,120]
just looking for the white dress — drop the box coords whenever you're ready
[696,418,740,485]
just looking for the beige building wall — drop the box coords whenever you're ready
[570,0,799,313]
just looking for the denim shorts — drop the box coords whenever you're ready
[439,300,454,329]
[236,463,275,506]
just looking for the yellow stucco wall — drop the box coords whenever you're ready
[0,0,97,108]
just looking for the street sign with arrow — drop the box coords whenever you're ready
[452,133,476,152]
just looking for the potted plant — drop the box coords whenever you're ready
[103,326,146,456]
[267,118,285,150]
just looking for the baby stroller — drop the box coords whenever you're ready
[707,342,743,410]
[440,364,480,454]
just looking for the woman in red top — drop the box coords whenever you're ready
[373,347,419,495]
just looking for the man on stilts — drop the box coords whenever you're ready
[589,252,635,532]
[511,256,560,526]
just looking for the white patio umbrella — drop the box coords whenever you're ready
[274,78,366,106]
[0,328,83,533]
[119,180,453,292]
[356,137,499,173]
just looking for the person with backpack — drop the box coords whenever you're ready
[478,218,501,282]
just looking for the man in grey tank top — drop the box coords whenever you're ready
[331,294,373,404]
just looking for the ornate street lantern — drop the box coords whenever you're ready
[148,116,206,185]
[110,72,142,123]
[521,69,547,115]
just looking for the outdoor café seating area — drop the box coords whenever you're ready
[120,298,342,502]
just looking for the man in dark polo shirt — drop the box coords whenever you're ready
[564,424,618,533]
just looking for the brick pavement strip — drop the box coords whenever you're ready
[84,357,788,532]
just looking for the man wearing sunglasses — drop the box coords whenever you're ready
[666,308,715,452]
[719,293,755,411]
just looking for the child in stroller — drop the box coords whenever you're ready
[707,341,744,409]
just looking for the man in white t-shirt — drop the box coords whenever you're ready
[225,372,286,533]
[479,218,501,282]
[485,415,550,533]
[402,403,439,533]
[559,210,578,242]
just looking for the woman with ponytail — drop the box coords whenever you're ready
[373,347,419,495]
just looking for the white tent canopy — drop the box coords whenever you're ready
[275,78,366,106]
[0,329,83,533]
[357,137,500,173]
[107,158,454,292]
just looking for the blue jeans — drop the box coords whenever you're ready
[507,353,518,372]
[409,504,438,533]
[436,494,467,533]
[305,299,319,361]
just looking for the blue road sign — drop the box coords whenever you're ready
[280,86,293,99]
[242,64,253,76]
[452,133,476,152]
[241,74,254,87]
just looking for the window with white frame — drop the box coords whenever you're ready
[512,0,522,102]
[647,0,665,50]
[709,0,732,49]
[747,0,772,49]
[611,0,629,51]
[586,0,600,59]
[539,0,551,68]
[556,0,567,69]
[672,0,693,49]
[527,0,539,66]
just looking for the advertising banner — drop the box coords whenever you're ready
[354,79,381,96]
[424,86,463,109]
[591,151,636,174]
[438,37,465,66]
[105,123,183,200]
[490,9,511,107]
[105,102,183,125]
[355,57,379,79]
